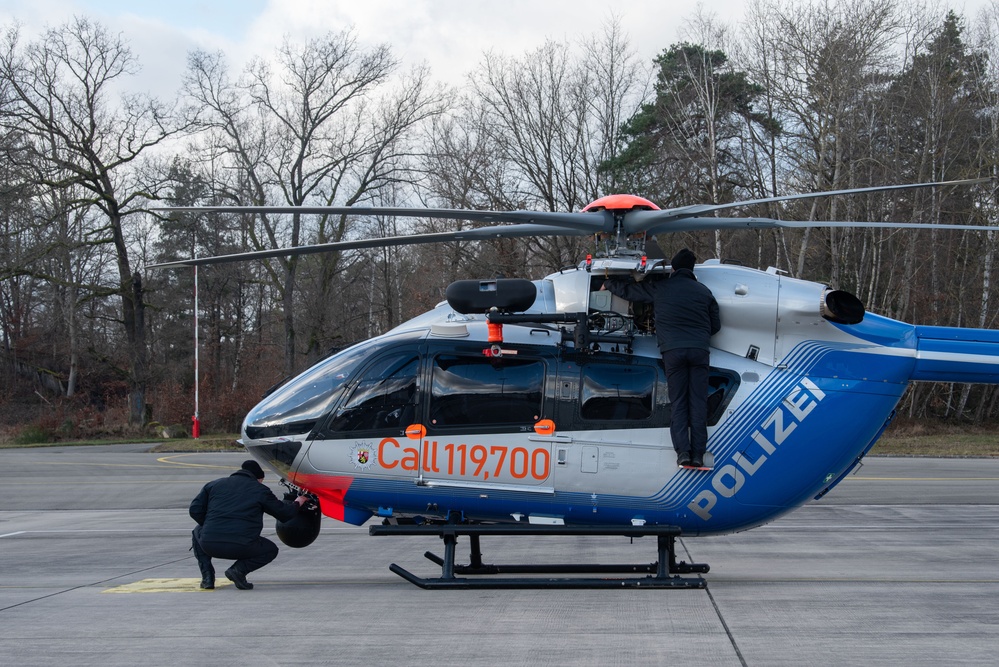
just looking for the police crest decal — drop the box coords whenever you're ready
[349,442,377,470]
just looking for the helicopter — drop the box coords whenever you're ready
[153,177,999,588]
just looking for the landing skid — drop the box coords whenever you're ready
[368,523,709,589]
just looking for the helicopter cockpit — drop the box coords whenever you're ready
[243,332,420,441]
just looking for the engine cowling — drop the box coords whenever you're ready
[697,263,866,367]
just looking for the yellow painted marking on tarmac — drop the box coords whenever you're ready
[27,457,236,472]
[156,453,239,470]
[36,461,179,469]
[103,578,231,593]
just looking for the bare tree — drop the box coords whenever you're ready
[471,41,601,271]
[185,30,446,373]
[752,0,906,284]
[0,17,187,424]
[581,16,650,196]
[461,25,649,273]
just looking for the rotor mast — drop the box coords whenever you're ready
[582,194,660,259]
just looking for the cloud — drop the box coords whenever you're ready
[236,0,736,84]
[0,1,754,94]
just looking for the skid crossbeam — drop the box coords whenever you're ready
[368,523,708,589]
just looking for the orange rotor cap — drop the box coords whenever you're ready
[582,194,660,212]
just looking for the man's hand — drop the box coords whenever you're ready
[294,495,308,507]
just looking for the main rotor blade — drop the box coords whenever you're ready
[644,216,999,236]
[154,205,613,233]
[623,177,992,234]
[148,223,593,269]
[152,177,993,266]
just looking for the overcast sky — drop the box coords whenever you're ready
[0,0,803,97]
[0,0,994,98]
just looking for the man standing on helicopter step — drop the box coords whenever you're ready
[189,459,308,590]
[603,248,721,470]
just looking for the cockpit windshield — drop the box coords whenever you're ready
[243,336,410,439]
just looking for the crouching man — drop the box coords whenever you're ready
[190,459,307,590]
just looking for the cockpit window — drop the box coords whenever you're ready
[243,340,381,439]
[321,355,420,435]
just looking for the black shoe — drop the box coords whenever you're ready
[192,533,215,588]
[690,455,705,469]
[225,567,253,590]
[677,452,692,468]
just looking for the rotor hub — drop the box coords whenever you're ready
[581,194,660,213]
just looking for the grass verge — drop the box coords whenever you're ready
[871,432,999,457]
[0,435,244,452]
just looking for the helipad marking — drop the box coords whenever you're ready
[103,578,231,593]
[156,453,240,470]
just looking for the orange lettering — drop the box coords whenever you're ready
[379,438,400,469]
[400,447,420,471]
[510,447,529,478]
[422,440,440,473]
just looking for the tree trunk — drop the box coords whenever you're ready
[282,259,298,377]
[125,270,148,425]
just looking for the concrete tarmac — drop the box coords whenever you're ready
[0,447,996,666]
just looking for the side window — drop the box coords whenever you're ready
[580,364,655,421]
[429,355,544,428]
[707,370,740,426]
[323,354,420,435]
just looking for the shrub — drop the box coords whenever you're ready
[13,424,53,445]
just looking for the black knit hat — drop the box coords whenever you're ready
[671,248,696,272]
[241,460,265,480]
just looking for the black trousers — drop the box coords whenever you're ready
[192,524,279,576]
[662,347,710,457]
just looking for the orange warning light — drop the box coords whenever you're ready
[487,321,503,343]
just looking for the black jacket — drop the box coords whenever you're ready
[189,469,299,545]
[605,268,721,352]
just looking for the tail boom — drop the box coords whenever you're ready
[911,325,999,384]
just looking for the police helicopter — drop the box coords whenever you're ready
[153,177,999,589]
